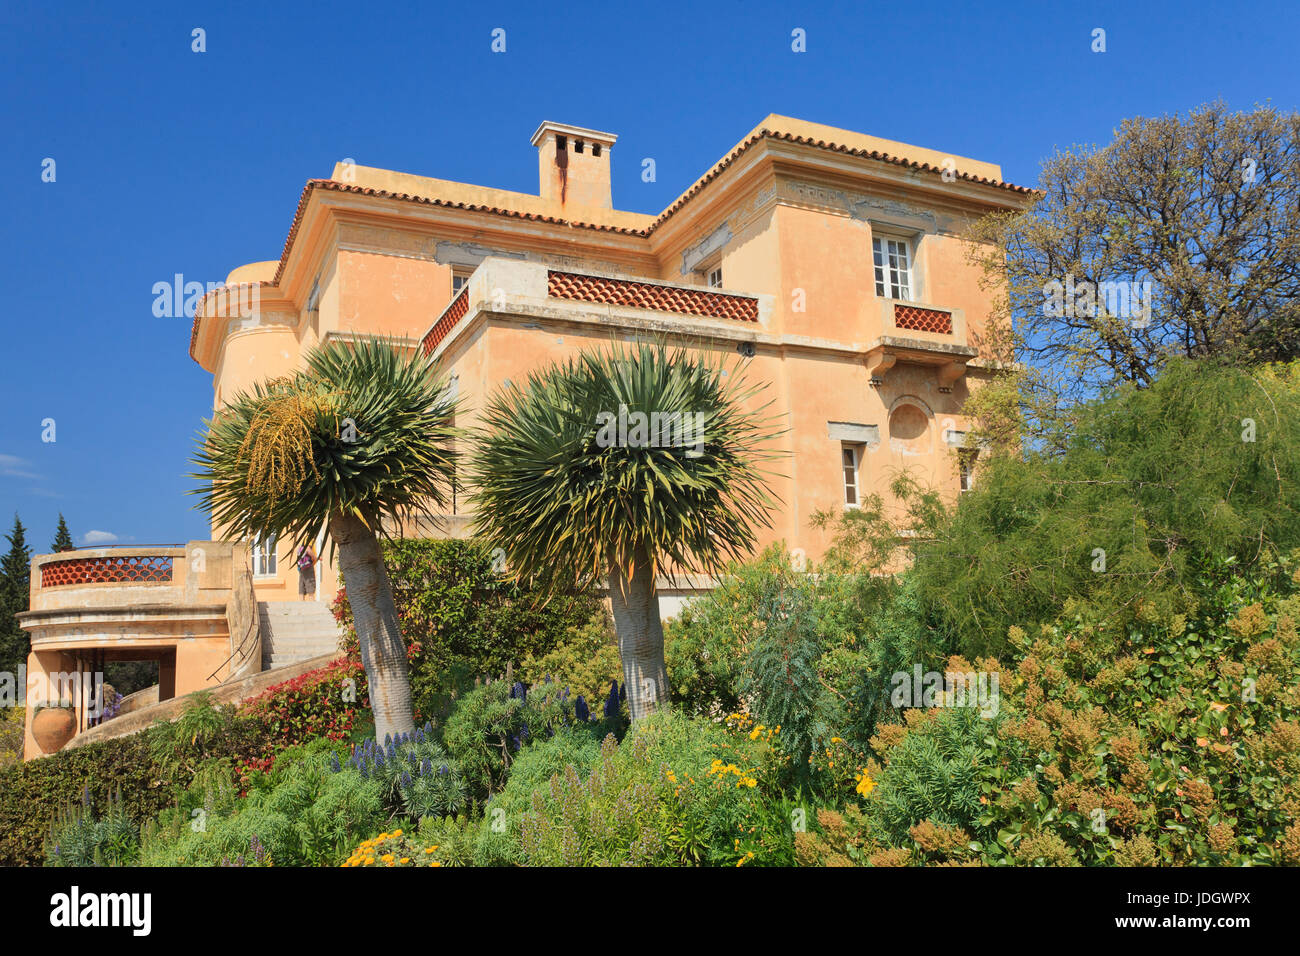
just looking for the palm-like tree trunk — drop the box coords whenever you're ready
[330,511,415,741]
[608,547,669,720]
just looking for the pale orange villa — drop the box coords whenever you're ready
[20,115,1030,757]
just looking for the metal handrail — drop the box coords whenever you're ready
[207,569,260,682]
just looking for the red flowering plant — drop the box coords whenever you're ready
[236,657,370,785]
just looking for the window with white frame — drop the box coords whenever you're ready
[706,266,723,289]
[872,236,913,300]
[841,444,862,507]
[451,270,471,295]
[251,532,277,576]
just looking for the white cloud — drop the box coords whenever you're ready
[0,454,41,480]
[80,530,119,545]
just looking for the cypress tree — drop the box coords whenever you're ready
[0,515,32,675]
[51,514,73,552]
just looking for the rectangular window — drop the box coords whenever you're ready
[252,533,277,577]
[873,237,912,300]
[707,267,723,289]
[842,444,861,507]
[451,271,471,295]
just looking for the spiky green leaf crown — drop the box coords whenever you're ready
[469,338,785,589]
[191,337,459,549]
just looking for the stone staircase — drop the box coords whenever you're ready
[259,601,344,670]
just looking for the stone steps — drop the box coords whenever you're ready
[258,601,343,670]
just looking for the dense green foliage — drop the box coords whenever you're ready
[140,739,380,867]
[518,610,623,702]
[333,538,599,720]
[0,700,267,866]
[474,710,797,867]
[822,555,1300,866]
[907,360,1300,657]
[441,679,621,801]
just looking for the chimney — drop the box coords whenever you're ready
[531,121,617,210]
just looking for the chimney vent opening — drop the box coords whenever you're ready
[575,139,585,154]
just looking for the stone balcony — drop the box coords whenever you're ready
[419,258,773,361]
[18,541,260,758]
[418,258,976,391]
[862,299,978,392]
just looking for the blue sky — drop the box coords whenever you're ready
[1,0,1297,553]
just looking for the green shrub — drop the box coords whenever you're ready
[475,710,796,867]
[416,812,479,867]
[472,725,606,866]
[518,610,622,703]
[0,701,267,866]
[0,706,24,770]
[140,742,381,867]
[333,538,599,722]
[859,555,1300,866]
[344,727,468,820]
[908,360,1300,657]
[45,787,139,867]
[442,679,621,801]
[666,546,869,721]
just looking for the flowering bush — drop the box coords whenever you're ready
[45,787,138,867]
[443,678,623,801]
[341,827,444,867]
[240,658,368,766]
[340,725,467,821]
[846,555,1300,866]
[475,710,797,867]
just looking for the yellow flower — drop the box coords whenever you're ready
[855,770,876,797]
[400,857,410,864]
